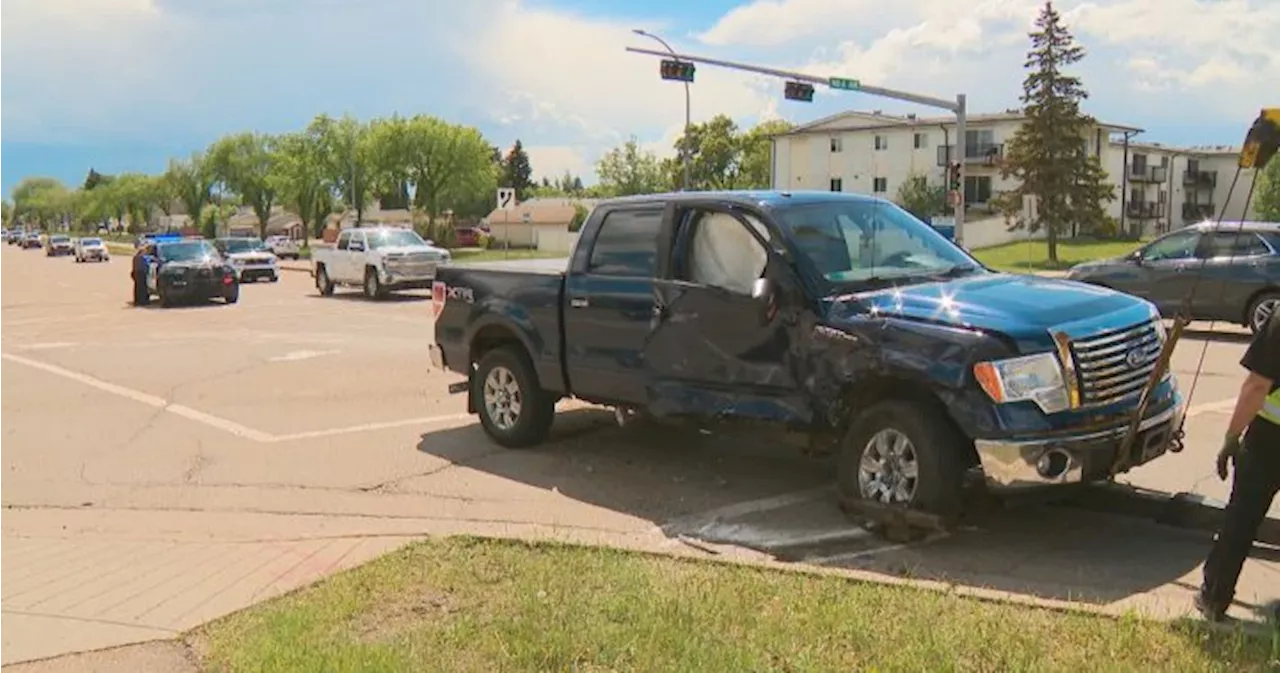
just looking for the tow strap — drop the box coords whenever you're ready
[1112,108,1280,476]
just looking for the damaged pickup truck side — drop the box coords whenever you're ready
[429,191,1185,524]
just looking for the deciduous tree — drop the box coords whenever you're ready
[209,133,279,239]
[895,172,947,221]
[997,1,1115,263]
[272,130,334,243]
[166,153,217,237]
[596,138,665,196]
[1254,158,1280,222]
[313,114,376,225]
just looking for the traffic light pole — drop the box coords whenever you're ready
[626,46,969,245]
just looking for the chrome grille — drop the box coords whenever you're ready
[1071,319,1163,407]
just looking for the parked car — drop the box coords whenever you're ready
[6,228,24,245]
[265,235,302,260]
[45,234,74,256]
[213,237,279,282]
[454,227,487,247]
[1066,221,1280,334]
[429,191,1185,526]
[73,236,110,262]
[146,239,239,307]
[311,226,452,299]
[22,232,43,249]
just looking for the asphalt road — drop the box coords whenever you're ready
[2,245,1277,666]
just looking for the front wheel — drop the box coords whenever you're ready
[315,265,335,296]
[471,346,555,448]
[224,284,240,304]
[363,267,384,300]
[1247,291,1279,334]
[837,400,967,529]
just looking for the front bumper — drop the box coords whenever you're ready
[233,263,278,281]
[975,394,1185,490]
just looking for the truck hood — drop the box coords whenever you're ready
[377,245,448,258]
[825,272,1154,353]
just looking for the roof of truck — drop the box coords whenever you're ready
[597,190,887,209]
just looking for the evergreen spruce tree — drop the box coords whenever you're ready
[501,140,534,202]
[998,1,1115,264]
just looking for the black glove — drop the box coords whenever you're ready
[1216,433,1242,481]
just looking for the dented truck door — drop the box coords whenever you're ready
[644,201,813,429]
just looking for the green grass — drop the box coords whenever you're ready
[192,537,1276,673]
[451,247,567,263]
[973,238,1146,272]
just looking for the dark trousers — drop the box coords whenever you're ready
[1201,426,1280,608]
[132,276,149,306]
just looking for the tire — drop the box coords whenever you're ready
[315,265,335,296]
[471,346,555,448]
[1246,291,1279,334]
[363,266,384,300]
[836,400,967,527]
[270,272,279,283]
[157,282,172,308]
[225,284,240,304]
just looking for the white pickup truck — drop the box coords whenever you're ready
[311,226,452,299]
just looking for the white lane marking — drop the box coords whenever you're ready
[2,352,272,442]
[12,342,77,350]
[268,414,473,443]
[687,522,871,549]
[1186,398,1236,418]
[802,540,930,565]
[268,349,340,362]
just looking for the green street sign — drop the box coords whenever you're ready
[829,77,861,91]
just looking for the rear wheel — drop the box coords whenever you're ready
[837,400,967,529]
[224,284,240,304]
[472,346,555,448]
[1247,291,1279,334]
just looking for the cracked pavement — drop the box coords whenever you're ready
[3,245,1277,668]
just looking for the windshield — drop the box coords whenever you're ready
[775,199,980,287]
[51,236,69,243]
[159,241,220,262]
[221,238,266,253]
[366,229,426,249]
[81,238,103,246]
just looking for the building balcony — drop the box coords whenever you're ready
[1126,201,1160,219]
[937,143,1004,167]
[1128,165,1168,183]
[1182,203,1215,221]
[1183,170,1217,189]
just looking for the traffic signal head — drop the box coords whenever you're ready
[948,162,962,190]
[784,81,815,102]
[660,59,695,82]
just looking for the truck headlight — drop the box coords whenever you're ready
[973,352,1070,414]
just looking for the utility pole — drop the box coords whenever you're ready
[633,30,692,192]
[625,46,969,245]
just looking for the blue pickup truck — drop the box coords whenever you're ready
[429,191,1185,523]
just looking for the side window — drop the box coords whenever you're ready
[588,209,662,277]
[336,232,351,250]
[1143,232,1199,261]
[684,210,770,295]
[1202,232,1270,258]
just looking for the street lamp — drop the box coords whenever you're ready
[633,28,692,192]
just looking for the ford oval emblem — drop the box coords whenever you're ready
[1125,346,1151,369]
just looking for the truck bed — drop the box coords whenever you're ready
[432,263,568,393]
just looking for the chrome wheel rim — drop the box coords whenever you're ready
[483,366,522,431]
[365,274,376,296]
[858,428,919,504]
[1252,298,1278,332]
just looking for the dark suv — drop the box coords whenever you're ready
[1066,221,1280,333]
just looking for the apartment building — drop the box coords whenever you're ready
[771,109,1257,248]
[1105,141,1254,237]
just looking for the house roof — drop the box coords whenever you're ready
[1108,138,1240,156]
[776,109,1143,137]
[485,197,599,226]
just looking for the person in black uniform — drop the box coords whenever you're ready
[1197,312,1280,621]
[131,243,155,306]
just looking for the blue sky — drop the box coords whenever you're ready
[3,0,1276,197]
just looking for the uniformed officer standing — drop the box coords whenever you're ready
[1197,312,1280,621]
[131,243,155,306]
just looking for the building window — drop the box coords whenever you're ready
[873,177,887,193]
[830,137,843,153]
[830,178,843,192]
[875,135,888,151]
[964,176,992,204]
[913,133,927,149]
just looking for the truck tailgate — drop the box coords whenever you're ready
[432,265,568,393]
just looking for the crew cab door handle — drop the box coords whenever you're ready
[569,297,590,308]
